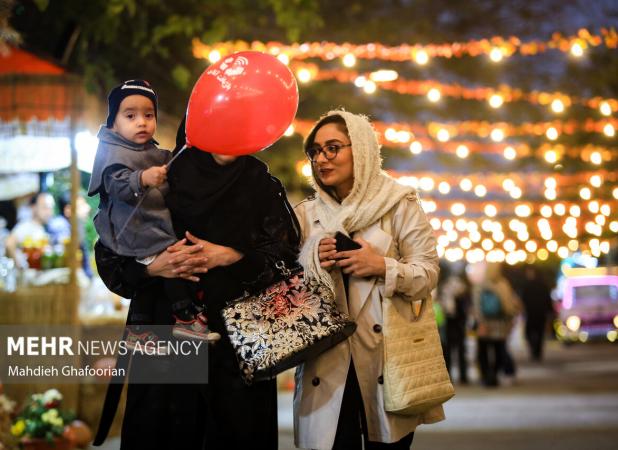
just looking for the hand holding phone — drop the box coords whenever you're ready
[334,232,362,253]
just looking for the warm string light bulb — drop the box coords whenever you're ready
[301,162,312,177]
[490,128,505,142]
[484,204,497,217]
[414,49,429,65]
[451,203,466,216]
[599,101,612,116]
[551,99,565,113]
[488,94,504,108]
[427,88,441,102]
[354,76,366,87]
[570,42,584,57]
[554,203,566,216]
[546,127,559,140]
[544,177,557,189]
[342,53,357,67]
[590,151,603,165]
[438,181,451,194]
[502,178,515,191]
[436,128,450,142]
[460,178,473,192]
[208,49,222,63]
[370,70,398,82]
[544,149,558,163]
[363,80,377,94]
[590,175,603,187]
[489,47,504,62]
[503,146,517,160]
[456,145,469,158]
[296,68,312,83]
[409,141,423,154]
[603,123,615,137]
[544,189,557,200]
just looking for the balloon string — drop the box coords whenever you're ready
[115,145,187,241]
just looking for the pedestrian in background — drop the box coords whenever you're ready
[471,262,522,387]
[521,265,554,361]
[437,263,470,384]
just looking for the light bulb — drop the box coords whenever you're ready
[342,53,356,67]
[296,68,312,83]
[570,42,584,57]
[427,88,441,102]
[551,99,565,113]
[208,49,222,63]
[546,127,559,140]
[409,141,423,154]
[489,94,504,108]
[490,128,505,142]
[489,47,504,62]
[456,145,469,158]
[599,101,612,116]
[414,49,429,65]
[503,146,517,160]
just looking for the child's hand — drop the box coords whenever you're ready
[141,166,167,188]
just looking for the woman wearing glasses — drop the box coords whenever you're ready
[294,110,443,449]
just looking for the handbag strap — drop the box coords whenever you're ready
[275,260,292,278]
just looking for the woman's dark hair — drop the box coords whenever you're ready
[304,114,348,152]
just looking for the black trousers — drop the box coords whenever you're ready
[477,338,506,386]
[443,317,468,383]
[525,318,547,361]
[332,360,414,450]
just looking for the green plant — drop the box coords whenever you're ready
[10,389,74,442]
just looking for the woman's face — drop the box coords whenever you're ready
[312,123,354,199]
[212,153,238,166]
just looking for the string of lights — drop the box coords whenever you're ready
[193,28,618,64]
[293,66,618,115]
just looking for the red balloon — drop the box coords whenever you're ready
[186,51,299,155]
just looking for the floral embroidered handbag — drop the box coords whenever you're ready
[221,261,356,384]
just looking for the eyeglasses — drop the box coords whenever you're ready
[305,143,352,162]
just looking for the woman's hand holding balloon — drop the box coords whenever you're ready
[184,231,244,269]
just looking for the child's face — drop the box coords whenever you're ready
[112,95,156,144]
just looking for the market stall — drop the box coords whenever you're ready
[0,46,127,437]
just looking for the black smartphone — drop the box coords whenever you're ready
[334,232,362,252]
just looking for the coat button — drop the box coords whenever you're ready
[377,375,384,384]
[373,324,382,333]
[312,377,320,386]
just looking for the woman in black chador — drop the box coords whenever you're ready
[93,118,300,450]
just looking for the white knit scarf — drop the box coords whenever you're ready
[299,110,415,292]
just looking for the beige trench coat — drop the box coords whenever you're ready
[293,194,444,450]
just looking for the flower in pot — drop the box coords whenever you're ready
[10,389,75,449]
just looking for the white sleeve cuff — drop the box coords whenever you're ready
[383,257,400,298]
[136,254,157,265]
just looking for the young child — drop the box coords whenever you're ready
[87,79,220,345]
